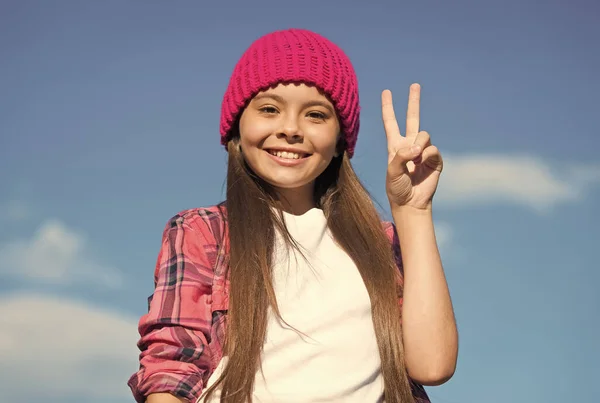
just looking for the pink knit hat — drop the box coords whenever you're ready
[220,28,361,158]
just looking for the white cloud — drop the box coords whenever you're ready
[0,292,140,401]
[433,220,468,263]
[434,221,452,248]
[436,154,600,212]
[0,219,123,288]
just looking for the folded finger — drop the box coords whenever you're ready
[420,145,443,171]
[412,130,431,150]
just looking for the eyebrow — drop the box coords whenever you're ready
[252,93,335,115]
[253,93,285,103]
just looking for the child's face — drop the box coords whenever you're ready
[238,83,340,197]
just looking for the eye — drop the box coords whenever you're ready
[258,106,278,114]
[307,111,327,121]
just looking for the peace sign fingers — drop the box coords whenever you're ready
[406,83,421,140]
[383,83,442,210]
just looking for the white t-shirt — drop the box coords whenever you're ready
[200,208,383,402]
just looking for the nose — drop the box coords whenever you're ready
[277,115,303,142]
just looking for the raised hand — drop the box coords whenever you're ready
[381,83,443,211]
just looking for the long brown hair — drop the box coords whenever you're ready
[203,137,415,403]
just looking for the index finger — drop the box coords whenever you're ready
[406,83,421,139]
[381,89,403,152]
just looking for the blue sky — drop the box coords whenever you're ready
[1,0,599,402]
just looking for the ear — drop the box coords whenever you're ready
[229,126,243,151]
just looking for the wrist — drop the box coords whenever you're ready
[390,204,435,235]
[390,203,433,218]
[391,204,437,247]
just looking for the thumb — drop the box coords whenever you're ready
[388,145,421,177]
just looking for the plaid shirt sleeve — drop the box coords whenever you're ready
[128,211,219,403]
[384,221,432,403]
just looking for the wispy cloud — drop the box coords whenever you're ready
[0,200,32,221]
[0,219,123,288]
[0,292,139,401]
[436,154,600,213]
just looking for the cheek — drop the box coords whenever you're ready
[309,119,341,157]
[239,123,277,157]
[237,116,266,169]
[312,132,339,158]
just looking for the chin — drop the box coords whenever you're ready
[264,177,312,190]
[255,171,310,190]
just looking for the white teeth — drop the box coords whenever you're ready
[270,150,303,159]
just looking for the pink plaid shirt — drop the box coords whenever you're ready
[128,203,430,403]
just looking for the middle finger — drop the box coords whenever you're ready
[406,83,421,140]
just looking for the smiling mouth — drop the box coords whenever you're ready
[265,150,310,160]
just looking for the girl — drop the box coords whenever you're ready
[128,28,458,403]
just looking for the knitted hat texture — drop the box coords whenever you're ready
[219,28,360,157]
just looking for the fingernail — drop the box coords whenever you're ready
[411,145,421,154]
